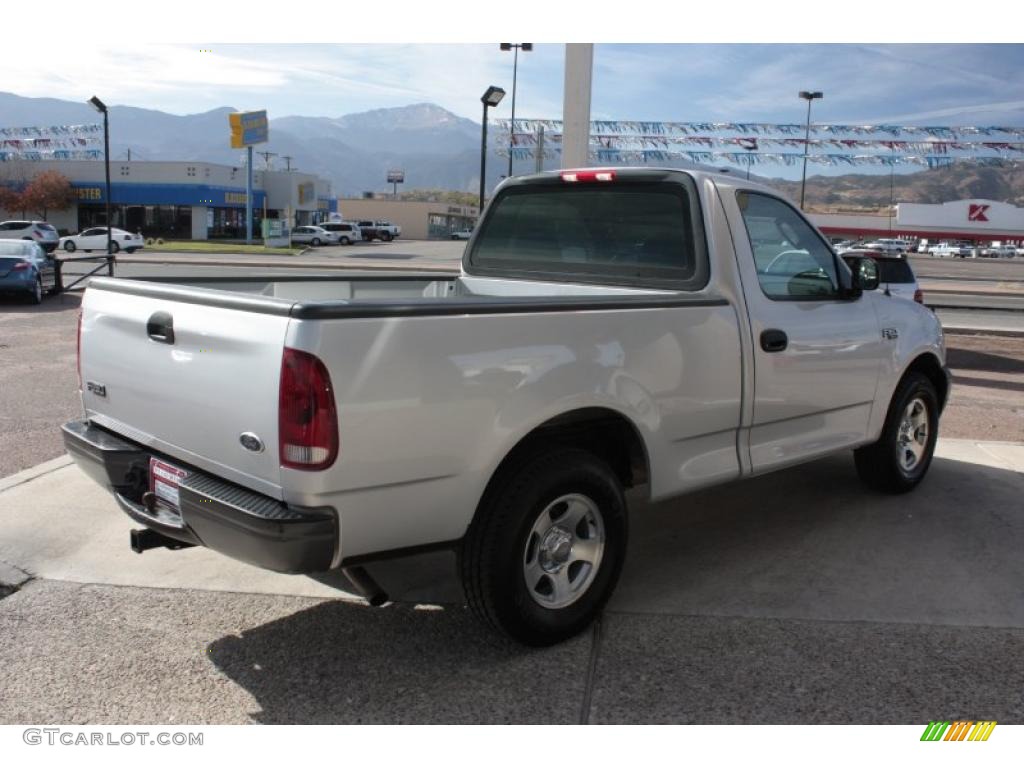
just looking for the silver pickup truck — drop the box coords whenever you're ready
[62,168,949,645]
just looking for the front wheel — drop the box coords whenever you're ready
[109,241,120,254]
[310,237,321,247]
[460,447,628,646]
[340,237,350,245]
[854,372,939,494]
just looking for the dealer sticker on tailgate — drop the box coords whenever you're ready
[149,457,188,512]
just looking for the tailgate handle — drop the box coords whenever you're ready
[147,311,175,344]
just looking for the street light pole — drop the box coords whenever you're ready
[88,96,113,269]
[798,90,823,211]
[479,86,506,215]
[500,43,532,179]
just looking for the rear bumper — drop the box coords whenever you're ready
[61,420,338,573]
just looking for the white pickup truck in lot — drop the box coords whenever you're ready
[62,168,949,645]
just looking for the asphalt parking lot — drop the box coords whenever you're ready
[1,250,1023,724]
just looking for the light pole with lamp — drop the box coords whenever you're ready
[479,85,506,215]
[798,90,823,211]
[500,43,532,178]
[87,95,113,270]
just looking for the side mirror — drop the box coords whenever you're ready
[848,256,880,292]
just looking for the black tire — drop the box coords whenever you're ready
[109,241,120,254]
[340,237,350,246]
[380,232,393,242]
[460,447,628,646]
[64,241,76,253]
[29,277,43,305]
[311,237,321,247]
[854,372,939,494]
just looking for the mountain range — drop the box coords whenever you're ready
[3,92,1023,206]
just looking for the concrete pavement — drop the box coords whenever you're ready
[2,438,1023,723]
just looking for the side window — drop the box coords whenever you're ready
[737,191,840,300]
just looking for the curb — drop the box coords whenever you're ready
[943,327,1024,338]
[0,455,74,494]
[0,560,31,589]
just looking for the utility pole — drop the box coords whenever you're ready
[562,44,594,168]
[282,156,294,171]
[535,126,545,173]
[257,150,277,170]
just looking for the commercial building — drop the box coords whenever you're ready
[337,198,479,240]
[0,160,337,239]
[810,199,1024,246]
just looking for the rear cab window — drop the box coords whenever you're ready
[466,177,709,290]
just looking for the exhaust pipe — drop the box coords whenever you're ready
[342,566,389,607]
[130,528,195,553]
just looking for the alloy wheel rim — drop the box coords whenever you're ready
[522,493,605,609]
[897,397,929,472]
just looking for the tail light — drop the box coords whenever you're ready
[76,310,83,389]
[279,347,338,470]
[560,169,617,183]
[914,289,924,304]
[12,261,31,271]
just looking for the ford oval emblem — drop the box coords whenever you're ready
[239,432,265,453]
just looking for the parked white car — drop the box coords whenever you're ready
[64,167,949,645]
[318,222,362,245]
[843,251,923,304]
[60,227,145,254]
[0,220,60,252]
[290,225,339,246]
[450,229,474,240]
[931,242,972,258]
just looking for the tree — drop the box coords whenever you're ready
[21,170,76,220]
[0,185,24,216]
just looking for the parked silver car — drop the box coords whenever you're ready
[0,220,60,252]
[290,225,339,247]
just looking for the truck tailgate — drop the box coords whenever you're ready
[79,284,292,498]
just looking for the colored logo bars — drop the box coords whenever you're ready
[920,721,997,742]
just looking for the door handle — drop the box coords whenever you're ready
[147,311,175,344]
[760,329,788,353]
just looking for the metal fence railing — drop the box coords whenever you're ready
[55,255,114,293]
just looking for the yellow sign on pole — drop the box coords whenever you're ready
[229,110,269,149]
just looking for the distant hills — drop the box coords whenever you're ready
[770,165,1024,210]
[3,91,1023,206]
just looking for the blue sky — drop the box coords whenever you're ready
[4,42,1024,178]
[8,43,1024,126]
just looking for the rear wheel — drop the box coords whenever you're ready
[29,277,43,305]
[64,241,76,253]
[460,447,628,646]
[854,372,939,494]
